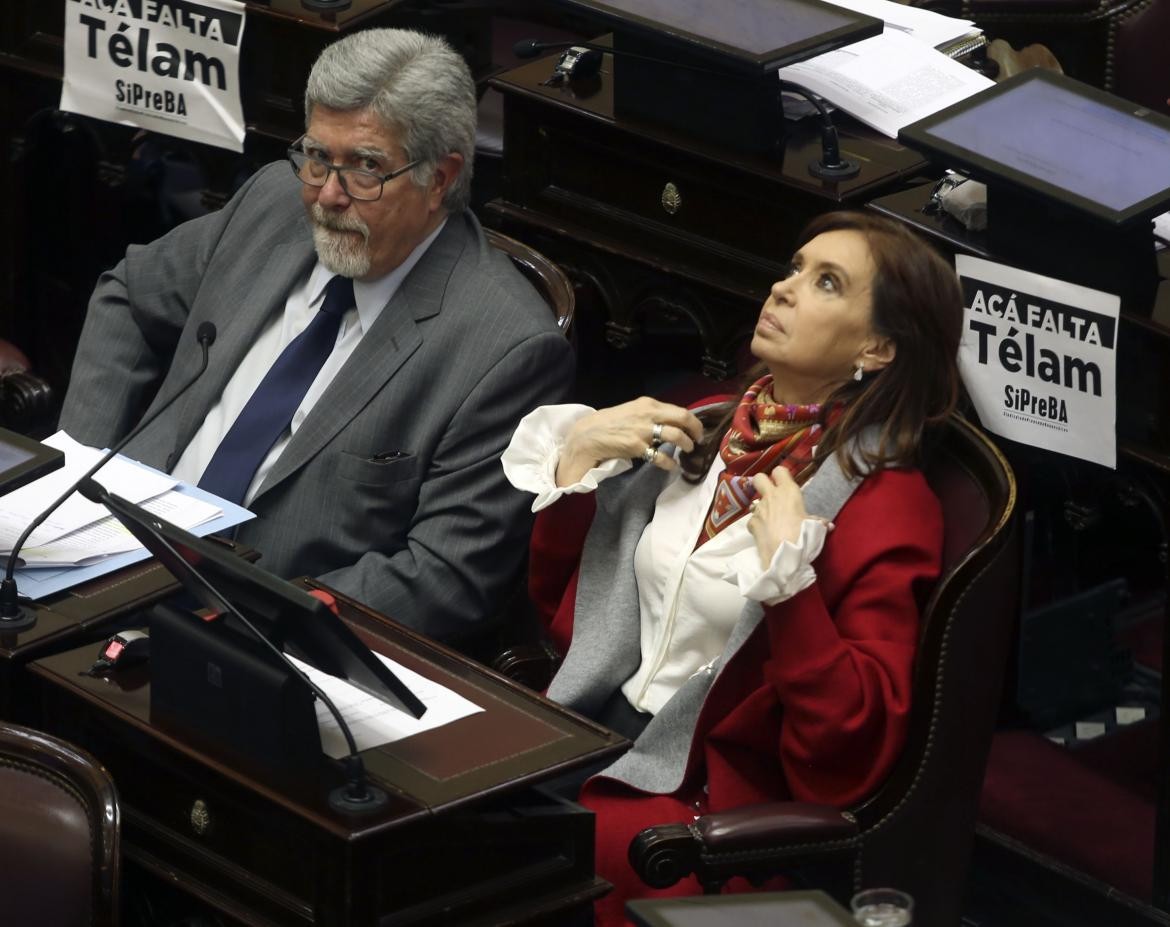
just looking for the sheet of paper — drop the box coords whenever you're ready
[19,490,222,567]
[823,0,977,48]
[777,30,994,139]
[14,481,254,600]
[288,652,484,759]
[0,432,176,551]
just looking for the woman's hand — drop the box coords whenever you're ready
[748,466,810,568]
[555,397,704,487]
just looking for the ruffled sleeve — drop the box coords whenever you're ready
[501,404,632,512]
[722,517,831,606]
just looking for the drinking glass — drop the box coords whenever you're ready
[850,887,913,927]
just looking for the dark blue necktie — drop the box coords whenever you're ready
[198,274,354,505]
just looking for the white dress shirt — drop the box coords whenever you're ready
[171,219,447,506]
[501,404,829,714]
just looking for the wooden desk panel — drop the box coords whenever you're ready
[25,584,625,926]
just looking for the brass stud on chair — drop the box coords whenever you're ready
[661,182,682,216]
[190,798,212,836]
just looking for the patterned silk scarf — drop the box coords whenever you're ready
[698,374,840,546]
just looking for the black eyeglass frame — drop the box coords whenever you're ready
[287,136,422,202]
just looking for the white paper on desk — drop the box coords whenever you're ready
[823,0,977,48]
[777,31,994,139]
[18,490,222,567]
[14,481,253,601]
[0,432,177,552]
[287,652,484,759]
[1155,210,1170,251]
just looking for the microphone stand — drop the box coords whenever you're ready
[0,322,217,632]
[513,39,860,179]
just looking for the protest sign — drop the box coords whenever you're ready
[60,0,247,152]
[956,254,1119,468]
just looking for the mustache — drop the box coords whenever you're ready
[310,204,370,240]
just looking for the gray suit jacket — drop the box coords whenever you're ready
[59,163,574,639]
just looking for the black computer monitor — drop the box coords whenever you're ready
[0,428,65,498]
[95,487,425,719]
[900,69,1170,227]
[553,0,881,155]
[900,70,1170,306]
[558,0,881,72]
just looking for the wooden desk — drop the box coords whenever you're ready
[486,48,931,379]
[0,538,260,719]
[0,559,178,717]
[22,583,627,926]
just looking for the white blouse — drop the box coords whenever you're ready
[501,404,828,715]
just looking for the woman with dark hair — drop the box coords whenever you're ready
[502,211,963,923]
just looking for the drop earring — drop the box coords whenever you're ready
[853,362,865,382]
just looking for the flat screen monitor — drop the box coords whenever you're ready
[94,487,425,718]
[899,69,1170,226]
[0,428,65,498]
[555,0,882,72]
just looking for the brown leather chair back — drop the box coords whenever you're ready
[485,228,576,337]
[0,722,121,927]
[1110,0,1170,114]
[849,414,1020,925]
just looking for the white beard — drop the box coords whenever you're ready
[309,204,371,279]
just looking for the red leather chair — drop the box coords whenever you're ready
[0,722,121,927]
[627,414,1020,927]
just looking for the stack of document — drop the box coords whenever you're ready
[0,432,253,599]
[0,432,222,567]
[778,0,995,138]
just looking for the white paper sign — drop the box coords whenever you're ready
[956,254,1119,468]
[59,0,247,153]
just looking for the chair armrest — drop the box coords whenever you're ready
[629,802,859,890]
[0,369,56,434]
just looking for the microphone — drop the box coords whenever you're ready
[77,477,387,813]
[512,38,860,178]
[0,322,217,631]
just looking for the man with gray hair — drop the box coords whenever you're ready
[60,28,573,641]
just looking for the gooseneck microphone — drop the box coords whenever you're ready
[0,322,217,631]
[512,38,861,179]
[77,477,386,813]
[777,81,861,180]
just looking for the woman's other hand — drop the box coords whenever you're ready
[555,397,704,487]
[748,467,810,568]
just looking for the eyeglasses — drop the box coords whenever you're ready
[287,137,421,202]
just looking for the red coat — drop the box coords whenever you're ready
[529,466,943,925]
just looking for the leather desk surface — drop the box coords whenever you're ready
[24,582,626,925]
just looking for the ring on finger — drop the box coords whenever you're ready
[749,499,761,514]
[651,422,665,445]
[642,445,659,464]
